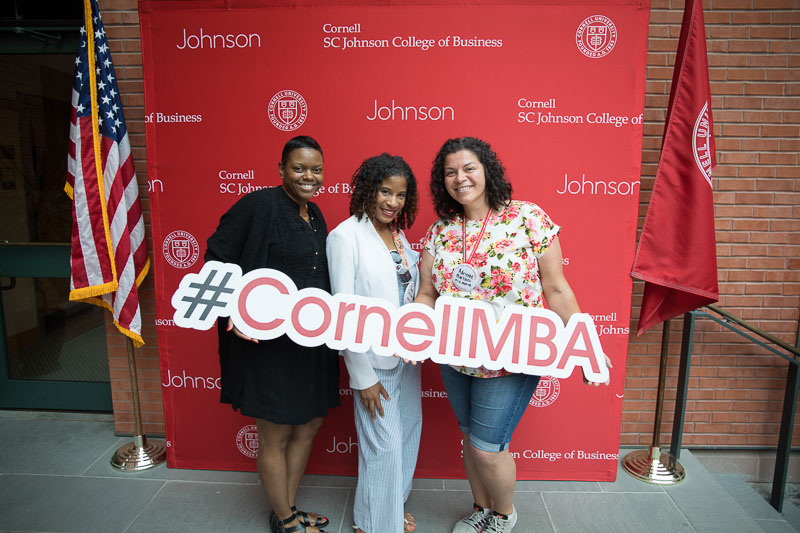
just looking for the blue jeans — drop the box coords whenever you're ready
[440,365,540,452]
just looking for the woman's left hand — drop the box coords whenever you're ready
[359,381,390,419]
[227,318,258,343]
[583,354,612,387]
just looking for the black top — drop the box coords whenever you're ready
[205,186,340,424]
[205,186,330,287]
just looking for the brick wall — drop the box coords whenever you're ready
[626,0,800,448]
[99,0,161,436]
[101,0,800,448]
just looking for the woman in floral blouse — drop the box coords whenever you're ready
[415,137,610,533]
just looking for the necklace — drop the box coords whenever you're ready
[390,224,410,274]
[389,224,415,304]
[451,209,492,292]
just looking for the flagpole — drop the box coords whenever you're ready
[110,336,167,471]
[625,0,715,486]
[622,319,686,485]
[70,0,160,469]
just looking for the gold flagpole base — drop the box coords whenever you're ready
[110,434,167,472]
[622,446,685,486]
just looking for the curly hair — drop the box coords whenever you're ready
[430,137,513,220]
[349,153,418,230]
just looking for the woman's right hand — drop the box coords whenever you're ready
[358,381,390,419]
[227,318,258,343]
[393,354,418,365]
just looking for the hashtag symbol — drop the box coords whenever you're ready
[181,269,235,320]
[172,261,241,330]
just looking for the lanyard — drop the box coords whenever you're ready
[461,209,492,265]
[390,224,410,269]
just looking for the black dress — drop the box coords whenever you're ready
[205,186,340,424]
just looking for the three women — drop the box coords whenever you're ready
[207,134,604,533]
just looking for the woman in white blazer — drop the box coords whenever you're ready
[327,154,422,533]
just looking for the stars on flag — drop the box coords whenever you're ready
[72,8,126,141]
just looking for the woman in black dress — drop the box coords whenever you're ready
[205,136,339,533]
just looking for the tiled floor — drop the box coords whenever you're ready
[0,411,799,533]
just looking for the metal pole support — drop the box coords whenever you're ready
[670,312,695,459]
[622,319,686,485]
[110,336,167,471]
[771,362,799,512]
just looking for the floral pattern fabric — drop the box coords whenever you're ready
[423,200,560,378]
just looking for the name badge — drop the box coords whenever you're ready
[452,263,479,292]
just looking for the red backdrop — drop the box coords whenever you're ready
[140,0,650,480]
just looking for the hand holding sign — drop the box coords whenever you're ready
[584,354,612,387]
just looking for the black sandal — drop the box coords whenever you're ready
[273,512,327,533]
[292,505,330,528]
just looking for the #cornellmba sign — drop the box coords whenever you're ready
[172,262,609,382]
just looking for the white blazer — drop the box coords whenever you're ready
[326,215,420,390]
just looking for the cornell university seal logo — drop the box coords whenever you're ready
[162,230,199,269]
[268,90,308,131]
[530,376,561,408]
[576,15,618,59]
[236,424,259,458]
[693,101,714,187]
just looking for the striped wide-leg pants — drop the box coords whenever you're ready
[352,362,422,533]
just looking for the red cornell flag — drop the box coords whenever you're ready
[630,0,717,336]
[65,0,149,346]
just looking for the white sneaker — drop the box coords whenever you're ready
[452,503,491,533]
[482,507,517,533]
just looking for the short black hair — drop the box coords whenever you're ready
[281,135,323,165]
[349,153,418,229]
[430,137,512,220]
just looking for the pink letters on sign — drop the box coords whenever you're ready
[291,296,332,337]
[469,309,522,363]
[396,311,436,352]
[558,320,601,373]
[238,277,289,331]
[355,305,392,346]
[526,315,558,367]
[334,301,356,341]
[173,263,609,382]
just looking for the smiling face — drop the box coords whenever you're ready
[443,149,488,213]
[371,175,408,228]
[279,147,324,205]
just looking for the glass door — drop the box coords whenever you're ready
[0,49,112,411]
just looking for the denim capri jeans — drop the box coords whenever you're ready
[440,365,541,453]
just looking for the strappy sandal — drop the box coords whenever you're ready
[292,505,330,528]
[404,512,417,532]
[273,512,327,533]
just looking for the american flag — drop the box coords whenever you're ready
[66,0,149,346]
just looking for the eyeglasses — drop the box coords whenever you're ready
[390,250,412,283]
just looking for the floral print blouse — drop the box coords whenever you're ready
[423,200,561,378]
